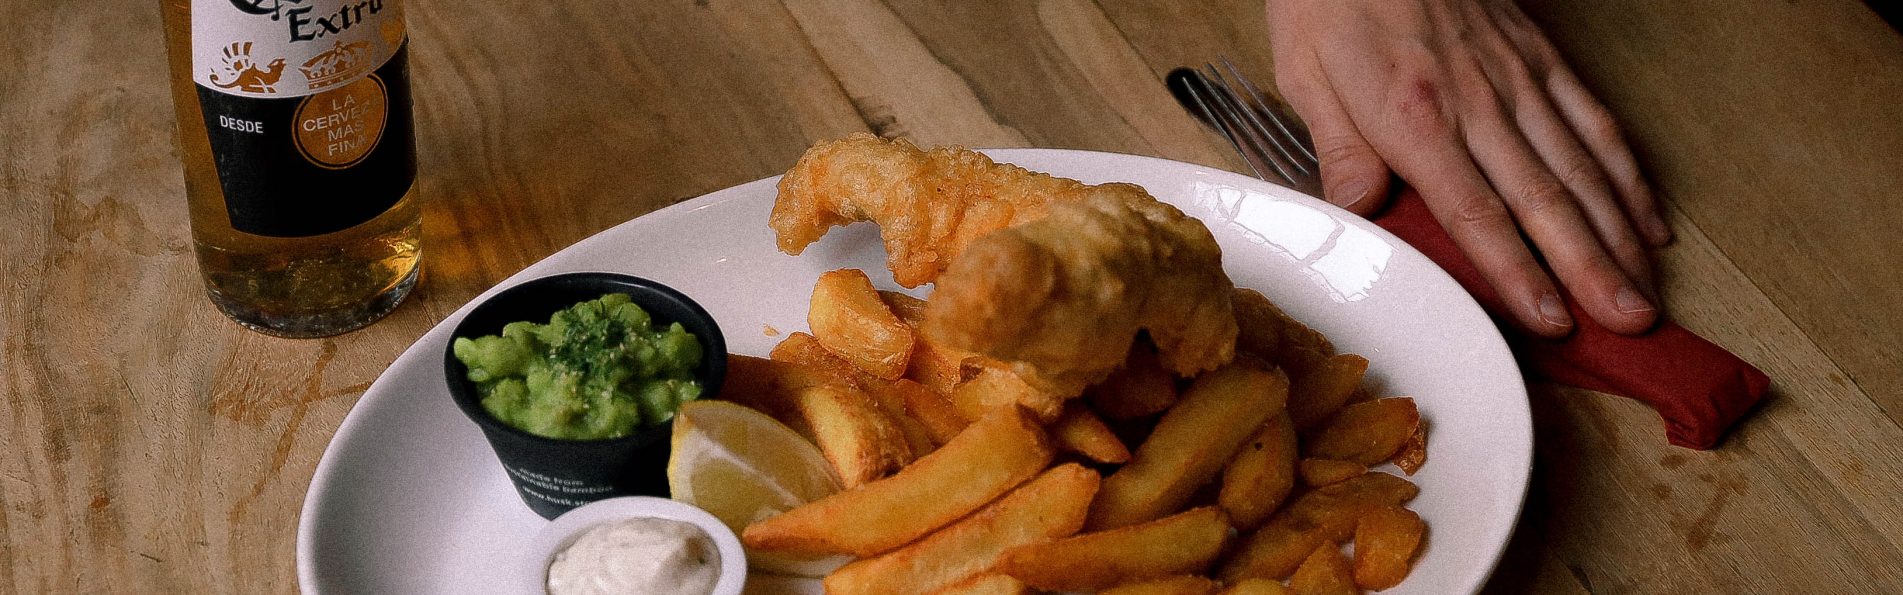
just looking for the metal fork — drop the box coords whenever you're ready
[1167,56,1323,197]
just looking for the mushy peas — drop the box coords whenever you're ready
[545,517,722,595]
[453,293,703,440]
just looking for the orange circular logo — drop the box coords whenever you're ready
[293,74,388,169]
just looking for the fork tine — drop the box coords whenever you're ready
[1218,55,1318,166]
[1176,73,1271,182]
[1199,64,1304,183]
[1203,62,1313,179]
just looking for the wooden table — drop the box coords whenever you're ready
[4,0,1899,592]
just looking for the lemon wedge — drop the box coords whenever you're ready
[668,400,848,576]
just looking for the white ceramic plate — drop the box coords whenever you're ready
[296,149,1531,594]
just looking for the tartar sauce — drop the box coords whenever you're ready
[546,517,721,595]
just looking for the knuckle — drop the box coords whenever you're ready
[1449,194,1510,227]
[1314,135,1374,166]
[1508,178,1573,215]
[1579,108,1625,143]
[1388,75,1451,137]
[1553,157,1610,190]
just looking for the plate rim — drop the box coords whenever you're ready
[296,147,1532,594]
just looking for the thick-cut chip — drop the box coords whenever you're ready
[783,383,914,487]
[950,363,1016,420]
[897,380,971,445]
[770,331,866,382]
[997,506,1231,591]
[867,379,940,456]
[1219,473,1419,581]
[1085,340,1180,419]
[822,464,1099,595]
[1100,575,1222,595]
[882,290,973,395]
[931,574,1029,595]
[1231,288,1334,376]
[1346,384,1377,405]
[720,354,850,419]
[1353,505,1425,590]
[1287,545,1356,595]
[879,289,930,325]
[1218,578,1292,595]
[1230,288,1284,360]
[1051,401,1131,464]
[810,268,914,379]
[720,355,837,445]
[1286,354,1368,431]
[908,348,969,397]
[1289,472,1421,542]
[1390,422,1428,475]
[1277,330,1334,379]
[1222,522,1314,584]
[744,406,1055,557]
[772,332,937,456]
[1220,412,1297,531]
[952,359,1066,423]
[1305,397,1419,465]
[1298,458,1368,487]
[720,354,912,487]
[1089,363,1286,530]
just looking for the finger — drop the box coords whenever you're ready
[1510,88,1659,300]
[1457,88,1659,335]
[1544,68,1672,246]
[1278,67,1393,216]
[1321,59,1572,337]
[1462,13,1659,299]
[1489,4,1673,246]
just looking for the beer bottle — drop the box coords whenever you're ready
[159,0,422,337]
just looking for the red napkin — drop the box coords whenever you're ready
[1370,188,1770,449]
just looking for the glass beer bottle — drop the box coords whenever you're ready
[160,0,422,337]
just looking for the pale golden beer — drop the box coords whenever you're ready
[160,0,421,337]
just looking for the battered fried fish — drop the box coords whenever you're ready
[771,134,1237,396]
[770,133,1088,288]
[921,189,1238,396]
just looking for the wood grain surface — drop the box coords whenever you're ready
[2,0,1898,592]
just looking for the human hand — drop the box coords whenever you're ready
[1265,0,1672,338]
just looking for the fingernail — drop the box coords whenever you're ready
[1615,286,1655,314]
[1335,181,1370,209]
[1538,293,1573,327]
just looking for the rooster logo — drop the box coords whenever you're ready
[209,41,289,94]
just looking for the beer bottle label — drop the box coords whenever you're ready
[190,0,415,238]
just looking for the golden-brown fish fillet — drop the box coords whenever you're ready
[920,189,1238,396]
[771,134,1238,396]
[770,133,1089,287]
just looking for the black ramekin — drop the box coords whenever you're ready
[444,272,727,520]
